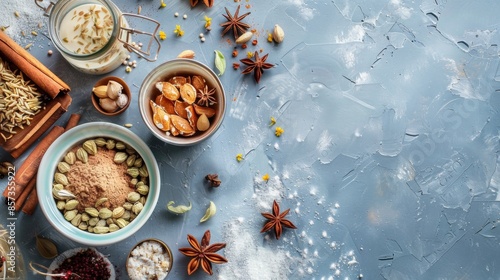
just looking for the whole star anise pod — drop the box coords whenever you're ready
[197,85,217,106]
[261,200,297,239]
[179,230,228,275]
[190,0,214,8]
[240,51,274,83]
[205,173,221,187]
[220,5,251,40]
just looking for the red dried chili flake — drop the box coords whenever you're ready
[232,63,240,70]
[252,39,258,45]
[232,49,239,57]
[241,43,247,49]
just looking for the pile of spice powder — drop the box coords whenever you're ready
[66,147,131,211]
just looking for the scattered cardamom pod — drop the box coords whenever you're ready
[136,184,149,195]
[272,24,285,43]
[35,235,58,259]
[95,197,108,208]
[64,151,76,165]
[82,139,98,155]
[177,49,196,59]
[167,201,192,214]
[235,31,253,44]
[127,192,141,203]
[132,202,144,215]
[54,172,69,186]
[127,167,140,178]
[113,152,128,164]
[115,141,126,150]
[57,162,71,173]
[112,207,125,219]
[94,137,107,147]
[200,201,216,223]
[76,147,89,163]
[106,139,116,150]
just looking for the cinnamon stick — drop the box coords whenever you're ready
[14,176,36,212]
[65,113,81,131]
[21,187,38,215]
[2,125,65,201]
[0,31,70,99]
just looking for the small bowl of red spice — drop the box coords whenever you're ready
[46,248,115,280]
[37,122,160,246]
[138,59,226,146]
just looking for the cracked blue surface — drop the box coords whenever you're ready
[1,0,500,279]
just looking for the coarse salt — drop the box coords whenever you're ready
[127,240,171,280]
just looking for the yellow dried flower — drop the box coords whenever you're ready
[159,0,166,8]
[246,51,254,58]
[236,153,244,162]
[174,25,184,37]
[159,30,167,40]
[204,15,212,29]
[262,173,270,181]
[267,33,274,43]
[275,127,284,137]
[269,116,276,126]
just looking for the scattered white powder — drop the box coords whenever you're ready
[287,0,315,21]
[335,25,366,44]
[2,1,46,44]
[218,218,293,280]
[251,174,285,210]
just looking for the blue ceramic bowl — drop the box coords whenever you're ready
[37,122,160,246]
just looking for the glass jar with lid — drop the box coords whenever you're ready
[36,0,160,74]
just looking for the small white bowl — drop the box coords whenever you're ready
[138,59,226,146]
[37,122,160,246]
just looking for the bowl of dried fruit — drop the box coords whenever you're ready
[138,59,226,146]
[37,122,160,246]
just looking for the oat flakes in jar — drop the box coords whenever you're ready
[36,0,161,74]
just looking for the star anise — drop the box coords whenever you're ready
[197,85,217,106]
[190,0,214,8]
[178,230,228,275]
[260,200,297,240]
[240,51,275,83]
[220,5,251,40]
[205,173,221,187]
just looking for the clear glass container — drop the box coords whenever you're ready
[36,0,160,74]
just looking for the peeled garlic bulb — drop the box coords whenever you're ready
[99,98,119,112]
[106,80,123,100]
[116,93,129,108]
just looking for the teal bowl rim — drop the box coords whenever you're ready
[37,122,160,246]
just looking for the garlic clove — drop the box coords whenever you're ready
[99,98,119,112]
[92,85,108,99]
[116,93,129,108]
[106,80,123,100]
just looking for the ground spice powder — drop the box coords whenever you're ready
[66,147,131,211]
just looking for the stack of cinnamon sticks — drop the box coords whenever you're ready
[3,114,81,214]
[0,31,74,214]
[0,31,71,158]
